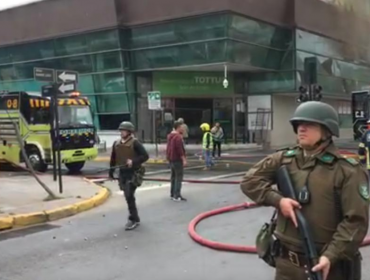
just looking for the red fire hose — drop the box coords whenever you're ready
[188,202,370,254]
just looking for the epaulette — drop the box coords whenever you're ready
[276,145,299,157]
[340,156,359,166]
[318,153,335,164]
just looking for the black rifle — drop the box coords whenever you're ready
[277,165,323,280]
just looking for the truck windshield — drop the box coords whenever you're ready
[58,105,94,127]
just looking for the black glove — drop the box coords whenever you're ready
[109,168,115,179]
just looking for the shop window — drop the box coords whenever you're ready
[98,113,130,130]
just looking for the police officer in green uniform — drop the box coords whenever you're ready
[109,121,149,230]
[241,101,369,280]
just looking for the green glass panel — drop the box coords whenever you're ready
[316,74,358,95]
[228,15,292,50]
[0,79,48,92]
[55,35,88,56]
[0,41,56,65]
[86,30,120,52]
[96,93,130,113]
[296,51,370,86]
[93,72,126,93]
[227,41,292,70]
[296,30,344,60]
[133,40,227,70]
[130,14,227,48]
[78,75,95,94]
[91,51,122,72]
[0,65,16,81]
[249,71,295,93]
[58,55,93,74]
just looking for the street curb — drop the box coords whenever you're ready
[0,179,110,231]
[94,157,166,164]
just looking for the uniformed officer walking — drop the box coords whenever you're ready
[241,101,369,280]
[109,121,149,230]
[358,120,370,177]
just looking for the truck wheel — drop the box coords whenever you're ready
[27,148,48,173]
[65,161,85,174]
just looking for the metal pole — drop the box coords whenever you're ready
[50,93,57,182]
[53,85,63,194]
[153,110,158,158]
[309,83,313,101]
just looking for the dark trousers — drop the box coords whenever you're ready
[213,141,221,157]
[170,161,184,198]
[119,171,140,222]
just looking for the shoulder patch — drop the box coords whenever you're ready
[284,150,297,157]
[319,154,335,164]
[359,184,370,201]
[345,157,359,166]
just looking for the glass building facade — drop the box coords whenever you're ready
[0,12,369,132]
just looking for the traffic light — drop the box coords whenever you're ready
[297,85,309,103]
[313,84,322,101]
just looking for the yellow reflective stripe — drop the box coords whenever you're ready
[67,99,79,105]
[359,143,365,148]
[78,99,86,105]
[359,155,366,159]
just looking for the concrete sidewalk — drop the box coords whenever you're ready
[0,173,109,230]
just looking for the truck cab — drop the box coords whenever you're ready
[0,91,98,173]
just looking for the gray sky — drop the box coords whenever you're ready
[0,0,45,11]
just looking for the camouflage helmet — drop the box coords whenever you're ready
[290,101,339,137]
[118,121,135,132]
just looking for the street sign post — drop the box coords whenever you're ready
[147,91,161,157]
[34,67,80,194]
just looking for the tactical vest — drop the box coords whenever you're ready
[114,137,136,167]
[202,132,213,149]
[274,147,355,252]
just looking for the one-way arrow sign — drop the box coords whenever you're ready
[57,70,78,83]
[58,82,76,94]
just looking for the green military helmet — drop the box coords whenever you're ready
[118,121,135,132]
[290,101,340,137]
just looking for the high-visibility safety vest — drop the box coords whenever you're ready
[202,132,213,150]
[358,130,370,170]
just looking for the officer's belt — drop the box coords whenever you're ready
[279,243,308,267]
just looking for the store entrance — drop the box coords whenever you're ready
[175,98,213,143]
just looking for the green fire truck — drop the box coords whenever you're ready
[0,91,98,173]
